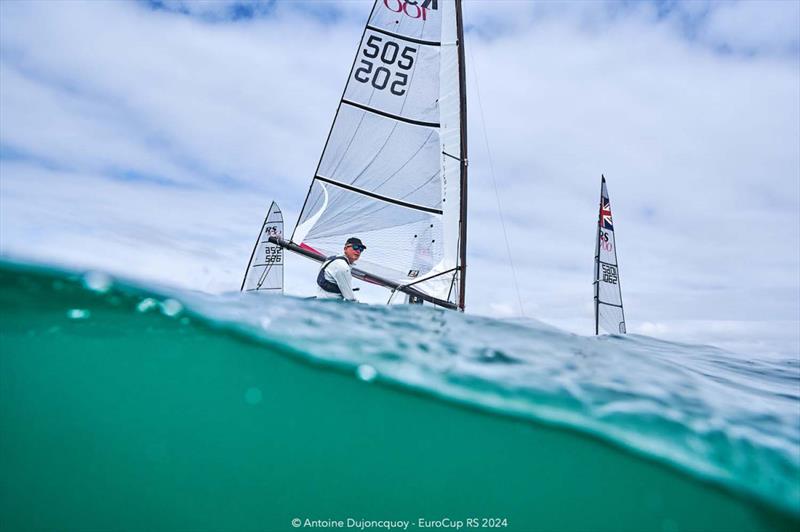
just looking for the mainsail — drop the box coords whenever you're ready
[594,176,626,334]
[241,201,284,292]
[290,0,468,310]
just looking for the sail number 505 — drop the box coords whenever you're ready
[354,34,417,96]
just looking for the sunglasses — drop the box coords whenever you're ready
[349,244,366,252]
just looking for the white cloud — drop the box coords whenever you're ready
[700,0,800,55]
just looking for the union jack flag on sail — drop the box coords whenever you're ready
[600,195,614,230]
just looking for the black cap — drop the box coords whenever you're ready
[346,237,366,249]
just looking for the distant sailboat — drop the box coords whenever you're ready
[267,0,469,311]
[241,201,284,293]
[594,175,626,334]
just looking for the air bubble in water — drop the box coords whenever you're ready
[159,299,183,317]
[245,387,263,405]
[82,271,112,293]
[357,364,377,382]
[67,309,90,320]
[136,298,158,313]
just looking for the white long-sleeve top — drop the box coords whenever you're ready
[316,257,357,301]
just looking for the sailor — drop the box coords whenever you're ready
[316,237,366,301]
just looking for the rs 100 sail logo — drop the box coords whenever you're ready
[383,0,438,19]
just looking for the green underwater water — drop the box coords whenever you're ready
[0,261,798,532]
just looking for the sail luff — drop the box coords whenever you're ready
[241,221,263,291]
[594,176,603,335]
[290,1,380,244]
[455,0,468,312]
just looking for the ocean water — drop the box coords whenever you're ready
[1,259,798,532]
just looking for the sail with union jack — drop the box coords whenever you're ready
[600,192,614,231]
[594,175,626,335]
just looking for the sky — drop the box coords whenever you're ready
[1,0,798,358]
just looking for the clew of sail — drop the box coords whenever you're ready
[291,0,467,309]
[594,176,626,334]
[241,202,284,292]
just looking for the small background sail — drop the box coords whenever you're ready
[241,202,284,292]
[291,0,465,308]
[595,176,626,334]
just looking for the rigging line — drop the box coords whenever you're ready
[398,267,459,290]
[467,41,526,317]
[255,260,276,289]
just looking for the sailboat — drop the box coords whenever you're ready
[594,175,626,334]
[241,201,285,293]
[267,0,469,311]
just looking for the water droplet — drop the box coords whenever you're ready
[245,387,263,405]
[82,271,112,293]
[357,364,377,382]
[67,309,90,320]
[159,299,182,317]
[136,298,158,313]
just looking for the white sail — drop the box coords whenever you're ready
[594,176,626,334]
[291,0,467,309]
[241,201,284,292]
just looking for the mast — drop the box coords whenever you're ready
[456,0,468,312]
[594,176,603,335]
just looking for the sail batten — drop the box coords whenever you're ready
[291,0,467,310]
[365,25,442,46]
[341,99,441,128]
[315,175,444,214]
